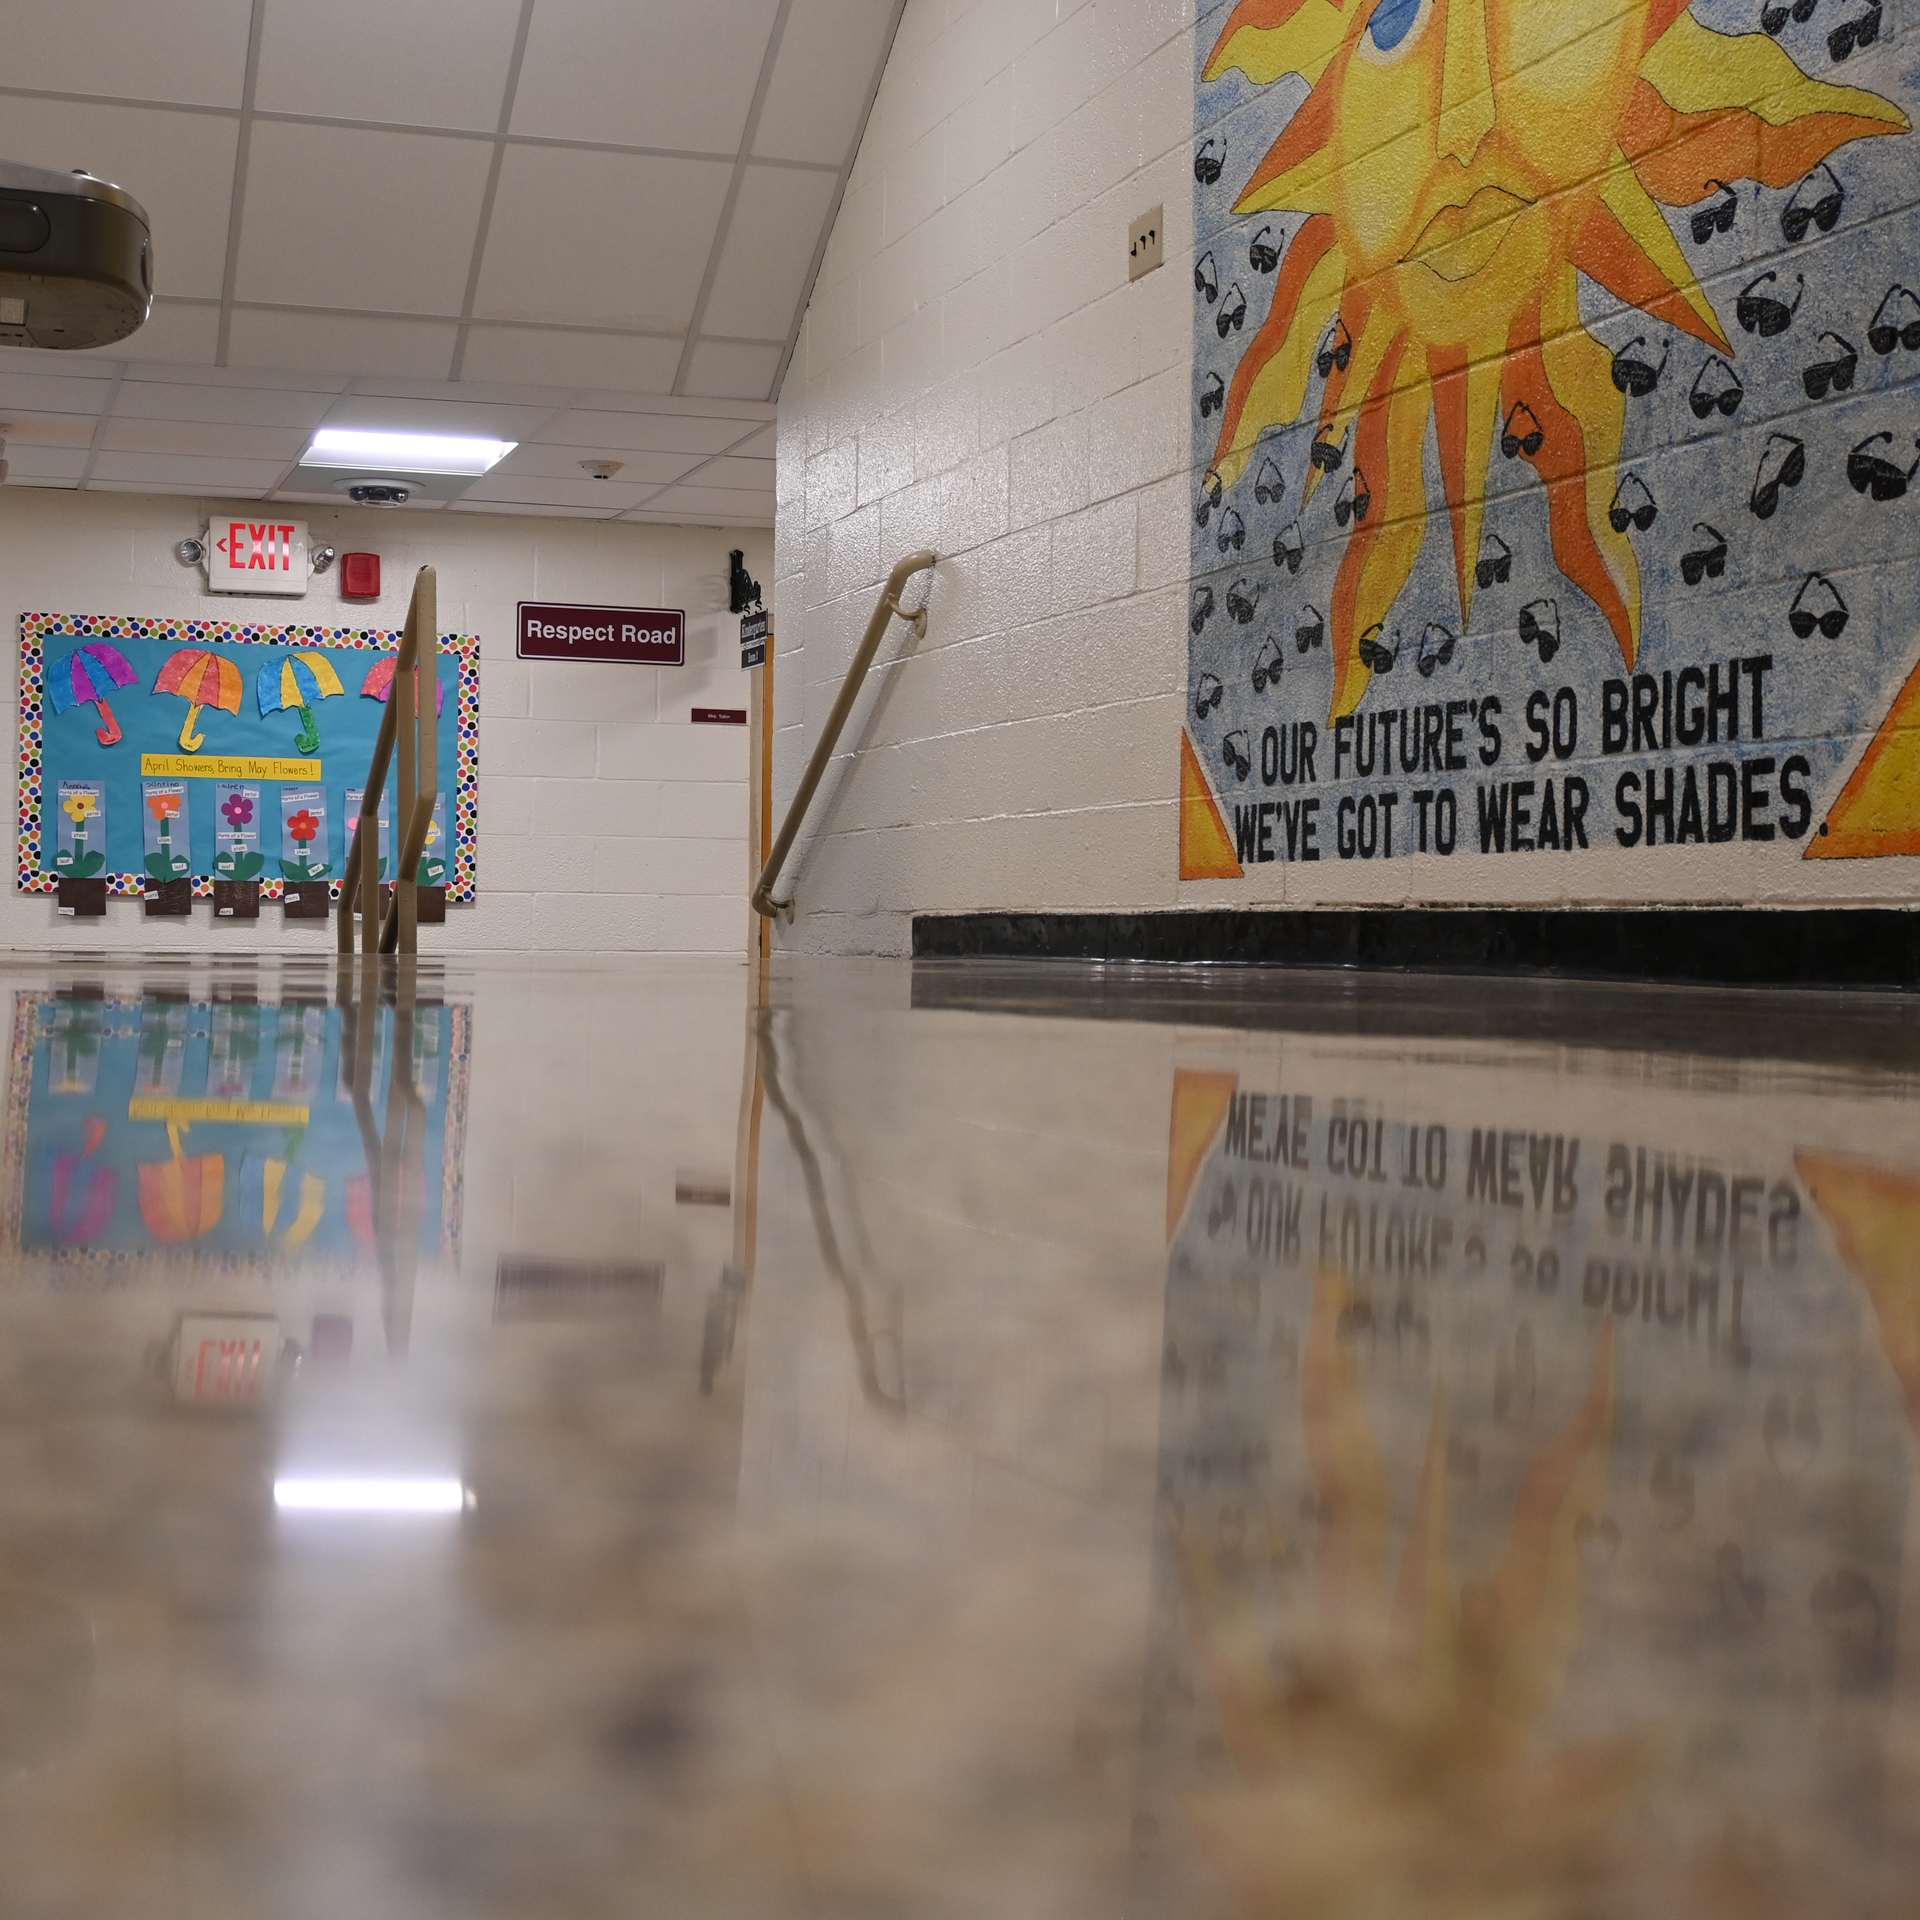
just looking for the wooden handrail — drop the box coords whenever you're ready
[338,565,438,956]
[751,549,934,918]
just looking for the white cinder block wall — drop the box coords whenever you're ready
[773,0,1192,956]
[0,488,766,953]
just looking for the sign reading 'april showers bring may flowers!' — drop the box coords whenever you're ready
[1183,0,1920,897]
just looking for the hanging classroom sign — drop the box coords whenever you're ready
[17,614,480,902]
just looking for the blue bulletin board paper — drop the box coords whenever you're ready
[18,614,479,900]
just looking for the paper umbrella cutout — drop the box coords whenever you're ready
[138,1123,223,1244]
[257,650,346,753]
[47,640,140,746]
[154,649,243,752]
[360,655,446,716]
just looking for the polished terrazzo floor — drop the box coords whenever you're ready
[0,950,1917,1918]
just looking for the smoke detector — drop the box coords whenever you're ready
[580,459,624,480]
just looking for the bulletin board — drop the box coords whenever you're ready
[17,614,480,902]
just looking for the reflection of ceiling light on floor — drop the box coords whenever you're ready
[273,1476,469,1514]
[302,430,514,475]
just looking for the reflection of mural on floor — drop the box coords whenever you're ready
[1138,1061,1920,1914]
[1799,1150,1920,1433]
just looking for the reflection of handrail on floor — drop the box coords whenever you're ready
[338,565,440,957]
[751,549,935,919]
[756,1012,905,1414]
[338,957,428,1357]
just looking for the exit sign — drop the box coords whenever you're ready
[203,517,310,596]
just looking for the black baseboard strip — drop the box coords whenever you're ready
[912,910,1920,990]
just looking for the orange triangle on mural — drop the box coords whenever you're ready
[1167,1069,1238,1241]
[1807,652,1920,858]
[1181,730,1243,880]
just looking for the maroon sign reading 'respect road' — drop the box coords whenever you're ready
[516,601,684,664]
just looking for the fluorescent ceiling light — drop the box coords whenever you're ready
[274,1476,468,1514]
[303,429,514,475]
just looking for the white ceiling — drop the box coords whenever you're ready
[0,0,908,522]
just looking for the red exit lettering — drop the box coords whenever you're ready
[194,1337,264,1400]
[220,521,297,570]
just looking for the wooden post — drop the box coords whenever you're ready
[377,567,436,956]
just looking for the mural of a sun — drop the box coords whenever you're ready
[1203,0,1907,719]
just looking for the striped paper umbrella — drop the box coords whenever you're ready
[257,650,346,753]
[47,640,139,746]
[360,655,446,715]
[154,649,243,753]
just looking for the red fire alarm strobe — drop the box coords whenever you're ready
[341,552,380,598]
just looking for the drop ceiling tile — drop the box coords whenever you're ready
[2,0,254,106]
[542,409,761,456]
[7,447,91,482]
[754,0,900,165]
[683,341,782,400]
[702,165,839,344]
[98,417,308,461]
[458,326,681,392]
[0,96,238,299]
[0,367,114,414]
[448,498,610,518]
[227,309,459,380]
[474,147,731,334]
[491,443,702,486]
[351,375,570,407]
[235,121,492,313]
[87,301,220,367]
[569,391,773,422]
[115,360,348,392]
[90,451,291,489]
[729,423,777,458]
[684,454,776,490]
[510,0,779,152]
[255,0,524,131]
[619,503,764,528]
[458,473,664,510]
[0,411,99,450]
[643,484,774,521]
[111,381,339,428]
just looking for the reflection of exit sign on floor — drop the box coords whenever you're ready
[172,1313,280,1404]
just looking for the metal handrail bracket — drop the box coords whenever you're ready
[751,549,935,918]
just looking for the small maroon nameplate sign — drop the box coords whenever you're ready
[517,601,684,664]
[691,708,747,725]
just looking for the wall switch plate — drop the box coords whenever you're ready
[1129,206,1164,281]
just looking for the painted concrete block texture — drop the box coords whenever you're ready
[774,0,1196,955]
[0,489,764,954]
[1184,0,1920,907]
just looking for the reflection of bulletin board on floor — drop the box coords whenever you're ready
[1,993,471,1273]
[17,613,479,901]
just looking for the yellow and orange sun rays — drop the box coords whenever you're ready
[1202,0,1908,720]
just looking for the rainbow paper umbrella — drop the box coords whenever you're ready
[258,650,345,753]
[138,1125,224,1244]
[154,649,242,753]
[361,655,446,716]
[47,641,139,746]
